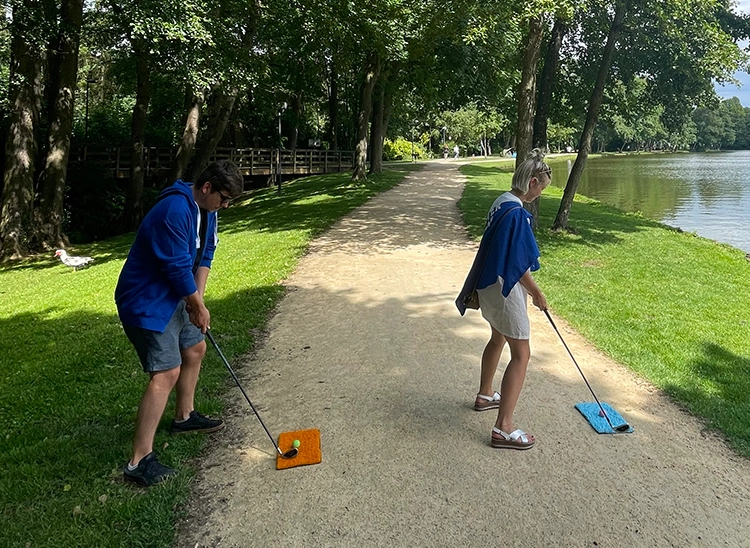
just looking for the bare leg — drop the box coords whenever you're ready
[131,367,181,465]
[174,340,207,421]
[494,336,534,442]
[479,326,507,396]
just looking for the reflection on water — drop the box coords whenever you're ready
[548,151,750,254]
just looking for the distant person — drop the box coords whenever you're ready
[443,146,449,159]
[456,148,551,450]
[453,144,460,159]
[115,160,244,486]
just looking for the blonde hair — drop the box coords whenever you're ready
[511,148,550,193]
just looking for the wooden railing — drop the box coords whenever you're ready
[69,146,355,179]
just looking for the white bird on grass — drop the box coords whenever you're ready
[55,249,94,271]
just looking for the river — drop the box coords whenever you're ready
[547,151,750,254]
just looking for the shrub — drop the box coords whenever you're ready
[383,137,426,161]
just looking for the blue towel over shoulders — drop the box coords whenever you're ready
[455,201,540,316]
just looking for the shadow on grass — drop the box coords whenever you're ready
[665,342,750,455]
[1,165,420,275]
[219,165,418,237]
[0,234,137,273]
[0,285,283,548]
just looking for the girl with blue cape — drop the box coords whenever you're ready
[456,149,551,450]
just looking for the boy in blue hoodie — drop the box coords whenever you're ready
[116,161,244,486]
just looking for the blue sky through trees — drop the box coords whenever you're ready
[715,1,750,104]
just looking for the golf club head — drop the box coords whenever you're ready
[614,423,631,433]
[281,448,298,459]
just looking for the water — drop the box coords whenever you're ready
[547,152,750,254]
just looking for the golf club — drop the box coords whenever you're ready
[205,330,298,459]
[543,310,630,433]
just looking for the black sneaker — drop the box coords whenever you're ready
[170,410,224,435]
[123,452,176,487]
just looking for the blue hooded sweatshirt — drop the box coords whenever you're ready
[115,180,218,332]
[455,198,540,316]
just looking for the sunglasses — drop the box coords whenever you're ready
[216,189,232,204]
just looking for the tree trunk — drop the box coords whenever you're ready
[533,18,566,151]
[0,6,46,260]
[123,40,151,231]
[515,15,545,228]
[381,85,394,146]
[186,86,237,181]
[328,58,338,150]
[351,53,380,181]
[552,0,628,231]
[289,93,302,150]
[34,0,84,250]
[172,87,204,181]
[368,81,385,174]
[515,16,545,169]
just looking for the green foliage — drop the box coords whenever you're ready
[458,161,750,457]
[0,166,415,547]
[383,137,425,160]
[74,95,136,145]
[691,97,747,150]
[598,77,668,151]
[440,103,509,147]
[546,122,577,151]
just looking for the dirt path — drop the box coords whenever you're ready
[178,161,750,548]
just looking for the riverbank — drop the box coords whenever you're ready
[546,150,750,254]
[460,161,750,457]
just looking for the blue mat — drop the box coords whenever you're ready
[575,402,633,434]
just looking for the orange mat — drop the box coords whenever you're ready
[276,428,322,470]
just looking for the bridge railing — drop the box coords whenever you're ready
[69,146,355,179]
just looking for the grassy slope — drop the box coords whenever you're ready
[459,161,750,456]
[0,166,415,548]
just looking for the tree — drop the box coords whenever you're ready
[33,0,85,250]
[441,103,508,154]
[553,0,628,231]
[533,16,568,152]
[553,0,742,229]
[351,51,380,181]
[0,0,55,259]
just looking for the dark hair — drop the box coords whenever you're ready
[196,161,244,198]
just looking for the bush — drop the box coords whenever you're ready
[383,137,426,161]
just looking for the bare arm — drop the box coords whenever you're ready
[519,270,547,311]
[184,266,211,333]
[194,266,210,298]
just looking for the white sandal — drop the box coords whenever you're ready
[491,427,535,450]
[474,391,501,411]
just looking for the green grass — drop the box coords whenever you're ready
[0,166,416,548]
[459,161,750,456]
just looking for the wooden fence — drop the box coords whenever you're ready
[69,146,355,179]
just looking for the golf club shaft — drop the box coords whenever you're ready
[543,309,626,432]
[205,330,283,456]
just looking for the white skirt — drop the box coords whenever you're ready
[477,276,529,339]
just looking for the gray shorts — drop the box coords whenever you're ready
[122,300,205,373]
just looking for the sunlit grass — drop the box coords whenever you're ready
[0,166,416,548]
[459,162,750,456]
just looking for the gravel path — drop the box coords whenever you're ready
[178,161,750,548]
